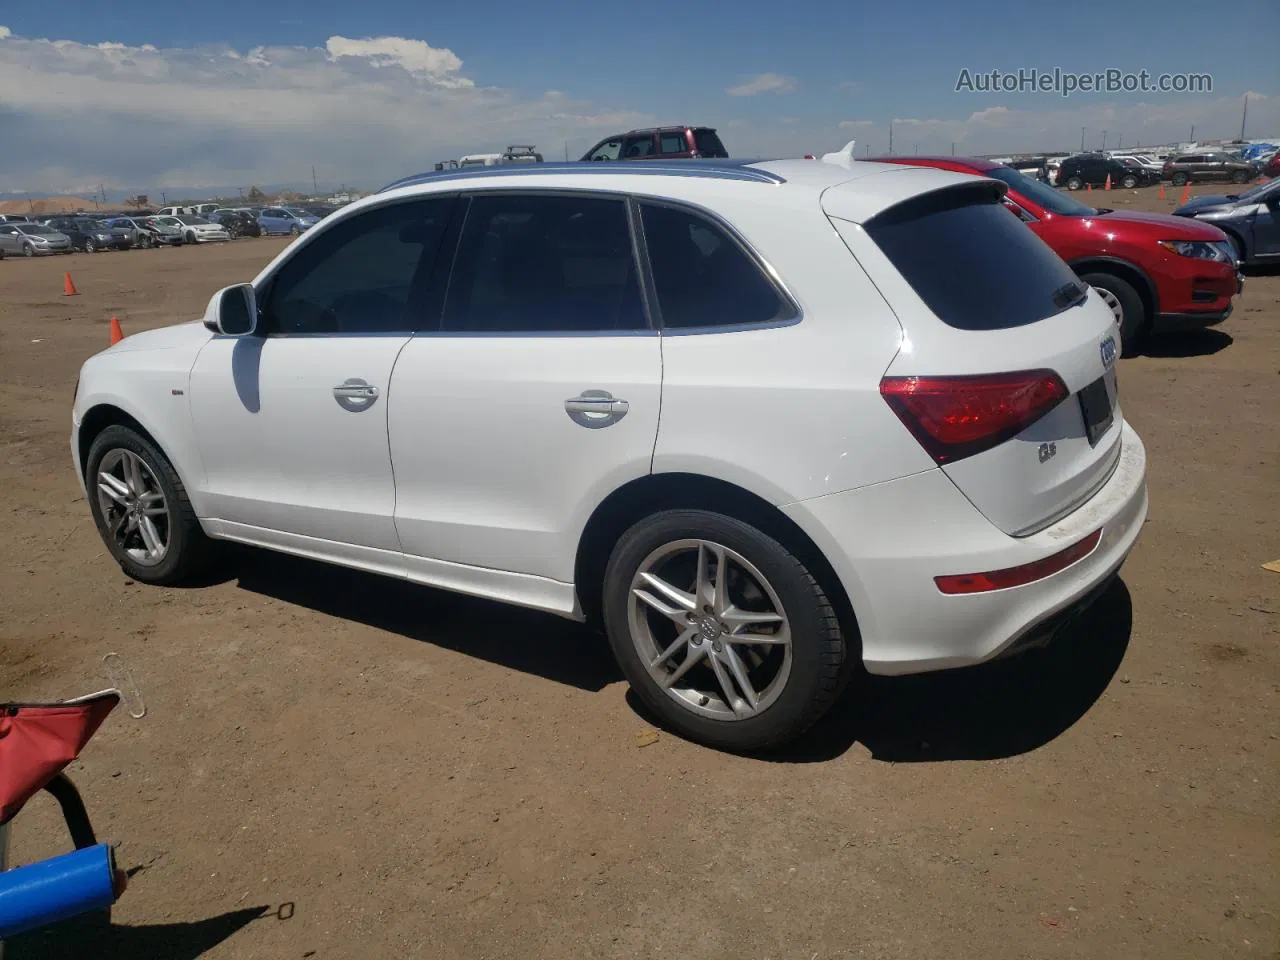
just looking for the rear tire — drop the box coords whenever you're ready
[85,425,217,585]
[1065,176,1083,190]
[1171,172,1188,186]
[1081,272,1147,357]
[602,509,847,753]
[1231,170,1249,183]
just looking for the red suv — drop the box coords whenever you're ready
[581,126,728,162]
[872,156,1243,354]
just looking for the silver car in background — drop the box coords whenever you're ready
[0,221,73,256]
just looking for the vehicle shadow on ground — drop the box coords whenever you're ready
[764,577,1134,764]
[1142,329,1233,358]
[233,550,621,692]
[4,905,269,959]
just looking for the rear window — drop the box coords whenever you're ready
[865,186,1084,331]
[694,129,727,157]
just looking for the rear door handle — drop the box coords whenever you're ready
[565,390,628,428]
[333,378,379,411]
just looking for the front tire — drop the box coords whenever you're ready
[84,238,97,253]
[1171,172,1188,186]
[603,509,847,753]
[1231,170,1250,183]
[1081,271,1147,357]
[1065,176,1083,190]
[85,425,216,585]
[290,225,300,236]
[1121,175,1138,189]
[23,242,35,257]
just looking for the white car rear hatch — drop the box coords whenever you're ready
[825,176,1123,537]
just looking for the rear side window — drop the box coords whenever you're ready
[640,203,793,329]
[865,187,1084,331]
[659,132,689,154]
[693,129,728,157]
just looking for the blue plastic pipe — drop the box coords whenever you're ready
[0,844,117,939]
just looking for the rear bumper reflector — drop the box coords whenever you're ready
[934,529,1103,595]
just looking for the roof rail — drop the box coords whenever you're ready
[378,159,786,193]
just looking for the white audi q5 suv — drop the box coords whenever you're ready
[71,155,1148,752]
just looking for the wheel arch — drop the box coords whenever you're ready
[574,472,861,651]
[1069,255,1159,319]
[1213,223,1250,263]
[76,403,205,516]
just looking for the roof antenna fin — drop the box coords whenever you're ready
[821,140,857,168]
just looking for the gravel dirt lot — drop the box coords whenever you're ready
[2,184,1277,959]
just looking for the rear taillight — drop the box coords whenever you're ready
[934,529,1101,594]
[880,370,1069,464]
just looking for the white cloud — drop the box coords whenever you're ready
[726,73,797,97]
[0,25,11,40]
[839,119,874,129]
[324,35,469,87]
[0,27,653,193]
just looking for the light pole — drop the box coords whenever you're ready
[1080,127,1086,151]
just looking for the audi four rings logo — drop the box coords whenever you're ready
[1100,335,1118,369]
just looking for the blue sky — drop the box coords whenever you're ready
[1,0,1276,194]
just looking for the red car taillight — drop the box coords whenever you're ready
[879,370,1069,465]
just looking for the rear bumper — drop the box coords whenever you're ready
[781,421,1148,676]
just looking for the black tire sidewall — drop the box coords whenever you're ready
[1172,173,1187,185]
[1122,176,1137,189]
[1081,271,1146,356]
[85,425,198,584]
[1066,177,1082,190]
[602,509,843,752]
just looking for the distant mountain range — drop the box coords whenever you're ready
[0,182,366,205]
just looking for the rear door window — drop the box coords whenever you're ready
[864,185,1084,331]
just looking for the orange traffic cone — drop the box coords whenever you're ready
[1158,184,1166,200]
[1104,174,1112,190]
[109,316,124,345]
[63,272,78,296]
[1179,184,1191,205]
[1086,182,1093,192]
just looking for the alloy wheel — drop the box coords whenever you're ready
[628,539,792,721]
[1093,286,1124,326]
[95,449,171,567]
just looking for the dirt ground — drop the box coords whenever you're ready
[1,183,1276,960]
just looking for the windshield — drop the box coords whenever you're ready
[76,219,105,230]
[175,216,208,225]
[986,165,1096,216]
[18,223,58,235]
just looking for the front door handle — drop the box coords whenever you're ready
[565,390,628,428]
[333,378,379,411]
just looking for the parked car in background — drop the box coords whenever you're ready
[873,155,1241,354]
[154,215,231,244]
[1173,177,1280,267]
[135,216,187,245]
[0,214,33,224]
[71,157,1149,753]
[297,203,337,220]
[43,217,133,253]
[581,126,729,162]
[1056,154,1156,190]
[1109,153,1164,174]
[1260,152,1280,179]
[105,216,170,248]
[0,221,73,256]
[1162,153,1255,185]
[257,207,319,236]
[211,209,262,238]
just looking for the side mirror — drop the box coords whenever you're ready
[203,283,258,336]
